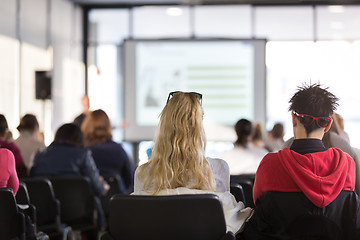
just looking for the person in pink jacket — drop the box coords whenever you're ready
[0,148,19,194]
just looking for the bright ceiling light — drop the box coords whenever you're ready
[328,5,345,13]
[166,7,183,17]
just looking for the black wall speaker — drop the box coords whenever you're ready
[35,71,51,100]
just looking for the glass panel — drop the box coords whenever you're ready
[255,6,314,40]
[133,6,191,38]
[316,5,360,40]
[194,5,252,38]
[89,9,129,44]
[266,41,360,148]
[87,44,124,141]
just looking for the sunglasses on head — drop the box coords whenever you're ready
[166,91,202,105]
[293,112,332,128]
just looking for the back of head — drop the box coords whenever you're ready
[272,123,284,139]
[81,109,112,146]
[0,114,8,136]
[17,114,39,133]
[235,119,252,147]
[252,123,264,142]
[141,91,213,193]
[289,83,339,135]
[54,123,84,147]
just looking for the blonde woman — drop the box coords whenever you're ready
[82,109,134,193]
[133,91,252,234]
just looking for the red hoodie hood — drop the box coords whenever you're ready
[278,147,355,208]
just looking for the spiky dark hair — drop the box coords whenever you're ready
[288,83,339,134]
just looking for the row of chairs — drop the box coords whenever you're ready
[1,176,112,240]
[1,174,254,240]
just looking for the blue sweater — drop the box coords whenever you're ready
[90,140,134,193]
[30,143,105,196]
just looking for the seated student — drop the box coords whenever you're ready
[133,91,252,234]
[265,122,285,152]
[240,83,360,240]
[0,148,19,194]
[0,114,27,178]
[219,119,267,175]
[30,123,109,197]
[82,109,134,193]
[332,112,350,143]
[283,112,360,195]
[14,114,45,172]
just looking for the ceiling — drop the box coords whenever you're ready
[70,0,360,6]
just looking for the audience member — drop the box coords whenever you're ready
[82,109,134,193]
[219,119,267,175]
[333,112,350,143]
[133,91,252,234]
[265,122,285,152]
[73,95,90,127]
[31,123,109,237]
[0,149,19,194]
[284,112,360,195]
[0,114,27,177]
[30,123,109,196]
[251,122,266,149]
[241,83,360,239]
[14,114,45,172]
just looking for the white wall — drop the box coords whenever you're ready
[0,0,84,144]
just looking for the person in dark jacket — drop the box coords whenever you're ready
[30,123,109,196]
[81,109,134,193]
[240,83,360,240]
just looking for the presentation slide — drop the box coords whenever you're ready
[123,39,266,142]
[136,41,254,126]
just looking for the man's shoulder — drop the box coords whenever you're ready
[256,150,288,174]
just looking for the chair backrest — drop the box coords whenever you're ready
[48,176,97,229]
[107,194,228,240]
[22,178,60,227]
[101,174,125,219]
[230,182,246,204]
[246,191,360,240]
[16,181,37,227]
[230,174,255,207]
[16,181,31,204]
[0,188,26,240]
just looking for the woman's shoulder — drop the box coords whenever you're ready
[0,148,12,154]
[92,140,125,151]
[207,157,230,171]
[0,148,13,161]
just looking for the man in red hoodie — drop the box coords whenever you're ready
[240,83,360,240]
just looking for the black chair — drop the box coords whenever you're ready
[0,188,26,240]
[100,174,126,220]
[101,194,236,240]
[231,174,255,207]
[22,178,72,240]
[230,182,246,204]
[241,191,360,240]
[48,176,99,237]
[16,182,37,227]
[230,174,255,184]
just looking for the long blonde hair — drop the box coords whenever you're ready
[81,109,112,146]
[139,92,214,194]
